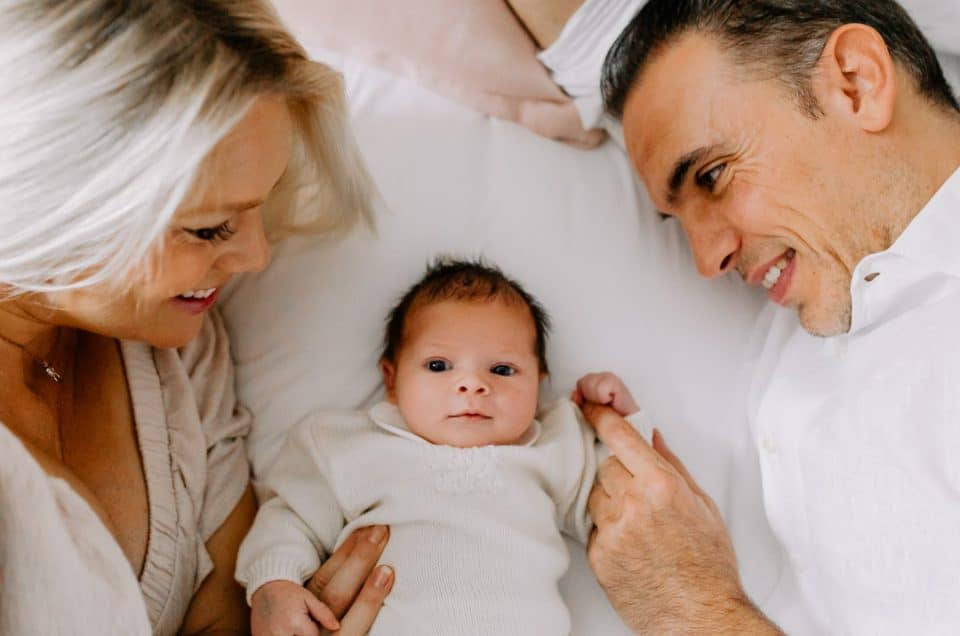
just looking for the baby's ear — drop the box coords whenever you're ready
[379,358,398,404]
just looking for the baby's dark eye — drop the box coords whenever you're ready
[427,360,449,372]
[490,364,515,376]
[186,221,236,243]
[696,163,726,190]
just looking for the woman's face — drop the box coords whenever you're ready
[45,96,293,348]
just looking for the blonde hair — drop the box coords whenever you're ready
[0,0,373,295]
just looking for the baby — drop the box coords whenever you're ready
[236,259,643,635]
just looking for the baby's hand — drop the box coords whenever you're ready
[572,372,639,416]
[251,580,340,636]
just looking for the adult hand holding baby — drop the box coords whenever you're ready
[580,401,780,634]
[251,526,393,636]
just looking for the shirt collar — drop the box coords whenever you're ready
[884,165,960,279]
[368,401,542,447]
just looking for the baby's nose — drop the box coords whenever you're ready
[457,376,489,395]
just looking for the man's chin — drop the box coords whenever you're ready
[797,302,852,338]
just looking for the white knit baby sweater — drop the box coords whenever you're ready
[237,399,600,635]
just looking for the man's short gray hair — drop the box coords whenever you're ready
[602,0,960,120]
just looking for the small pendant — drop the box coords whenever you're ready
[40,361,63,383]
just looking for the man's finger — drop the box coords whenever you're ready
[582,403,664,476]
[587,482,618,525]
[596,456,632,499]
[333,565,395,635]
[308,525,389,617]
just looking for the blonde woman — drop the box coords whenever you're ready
[0,2,393,634]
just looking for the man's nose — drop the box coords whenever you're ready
[684,215,739,278]
[457,374,489,395]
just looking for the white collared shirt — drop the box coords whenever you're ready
[748,167,960,634]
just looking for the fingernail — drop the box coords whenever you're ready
[374,565,393,588]
[367,525,386,544]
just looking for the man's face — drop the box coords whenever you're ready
[622,32,887,336]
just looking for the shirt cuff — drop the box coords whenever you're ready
[240,557,313,606]
[538,0,647,129]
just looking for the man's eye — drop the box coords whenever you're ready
[186,221,236,243]
[427,360,449,372]
[696,163,726,190]
[490,364,514,376]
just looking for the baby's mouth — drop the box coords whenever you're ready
[449,411,491,420]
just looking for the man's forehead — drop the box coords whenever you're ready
[621,32,736,203]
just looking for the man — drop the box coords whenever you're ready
[518,0,960,633]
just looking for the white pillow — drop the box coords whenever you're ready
[220,53,793,634]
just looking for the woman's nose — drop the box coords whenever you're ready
[218,211,271,274]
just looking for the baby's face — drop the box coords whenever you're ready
[381,298,542,448]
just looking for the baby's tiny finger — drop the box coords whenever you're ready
[305,595,340,631]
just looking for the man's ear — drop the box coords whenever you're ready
[816,23,897,132]
[379,358,398,404]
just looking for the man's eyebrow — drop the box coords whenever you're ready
[665,145,719,205]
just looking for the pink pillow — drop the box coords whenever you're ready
[271,0,605,148]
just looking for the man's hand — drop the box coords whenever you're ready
[572,372,639,416]
[305,526,394,635]
[582,404,781,634]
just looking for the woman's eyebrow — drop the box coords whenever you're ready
[182,198,265,215]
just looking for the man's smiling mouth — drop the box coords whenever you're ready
[762,249,796,290]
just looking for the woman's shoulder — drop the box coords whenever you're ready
[0,421,152,635]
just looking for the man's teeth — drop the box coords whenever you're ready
[762,252,794,290]
[180,288,216,299]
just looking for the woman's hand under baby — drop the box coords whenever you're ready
[572,372,639,416]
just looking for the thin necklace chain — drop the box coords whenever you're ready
[0,330,64,383]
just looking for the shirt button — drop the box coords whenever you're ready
[762,435,778,454]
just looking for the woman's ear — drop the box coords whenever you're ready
[379,358,398,404]
[815,23,897,132]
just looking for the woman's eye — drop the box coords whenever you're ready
[490,364,515,377]
[696,163,726,190]
[427,360,449,372]
[186,221,236,243]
